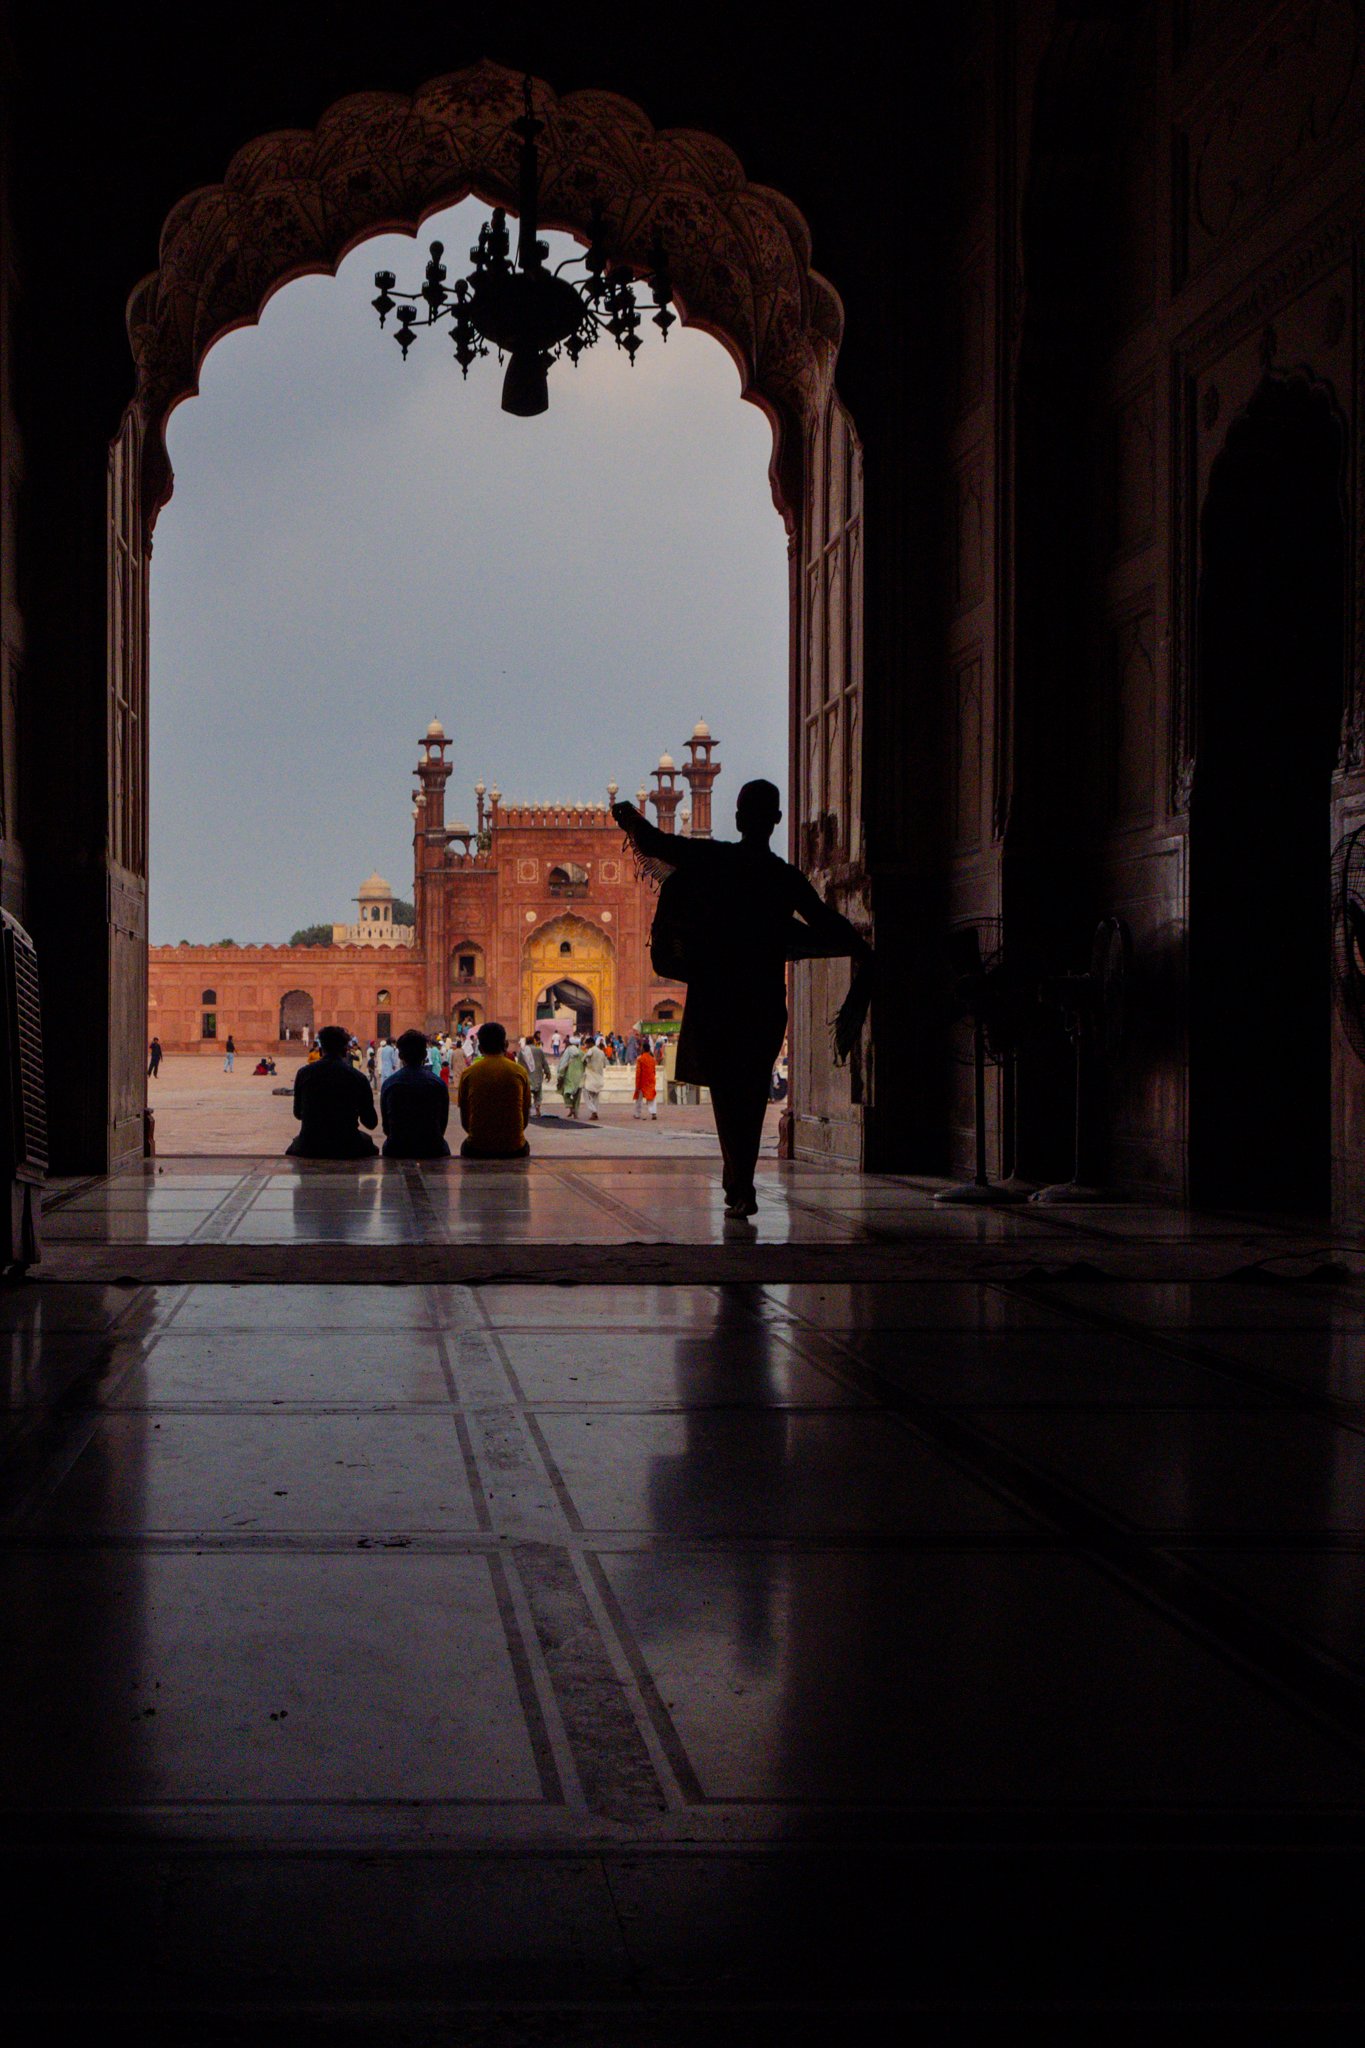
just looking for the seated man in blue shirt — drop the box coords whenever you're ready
[287,1024,379,1158]
[380,1028,451,1159]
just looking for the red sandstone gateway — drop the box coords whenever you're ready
[147,719,722,1054]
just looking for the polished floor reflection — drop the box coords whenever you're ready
[6,1164,1365,2029]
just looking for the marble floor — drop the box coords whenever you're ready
[6,1158,1365,2032]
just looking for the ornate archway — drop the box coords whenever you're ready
[101,58,865,1170]
[125,58,842,526]
[523,915,615,1038]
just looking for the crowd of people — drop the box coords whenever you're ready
[276,1020,672,1161]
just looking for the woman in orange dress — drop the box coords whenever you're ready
[633,1045,658,1121]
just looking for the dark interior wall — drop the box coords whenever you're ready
[939,0,1365,1208]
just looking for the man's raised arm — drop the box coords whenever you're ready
[611,800,704,868]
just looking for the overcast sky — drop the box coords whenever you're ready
[149,197,789,944]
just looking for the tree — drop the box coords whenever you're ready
[391,897,416,927]
[289,924,334,948]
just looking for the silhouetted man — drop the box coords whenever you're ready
[457,1022,532,1158]
[380,1029,451,1158]
[287,1023,379,1158]
[613,780,870,1217]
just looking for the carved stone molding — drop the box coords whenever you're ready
[1178,0,1365,283]
[1169,212,1362,814]
[125,59,843,528]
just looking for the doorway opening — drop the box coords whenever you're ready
[1189,378,1346,1213]
[103,62,863,1171]
[537,979,595,1037]
[279,989,315,1044]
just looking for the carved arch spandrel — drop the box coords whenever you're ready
[125,58,843,529]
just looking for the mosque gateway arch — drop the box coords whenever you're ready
[99,58,867,1175]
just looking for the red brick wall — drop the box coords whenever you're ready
[147,946,427,1053]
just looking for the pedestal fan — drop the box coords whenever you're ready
[1031,914,1132,1203]
[934,919,1040,1206]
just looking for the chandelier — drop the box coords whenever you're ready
[370,77,675,418]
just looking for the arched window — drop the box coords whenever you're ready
[200,987,217,1003]
[449,942,485,985]
[559,940,572,956]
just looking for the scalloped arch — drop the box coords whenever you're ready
[126,58,844,526]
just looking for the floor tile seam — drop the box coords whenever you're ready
[483,1327,531,1406]
[0,1533,555,1554]
[7,1812,1365,1849]
[39,1175,112,1216]
[0,1796,555,1815]
[768,1191,953,1243]
[450,1410,495,1532]
[87,1403,476,1416]
[428,1315,467,1404]
[483,1548,573,1806]
[802,1339,1365,1753]
[400,1163,444,1248]
[542,1541,696,1815]
[579,1550,705,1806]
[519,1411,587,1534]
[0,1531,1072,1555]
[184,1173,268,1246]
[1003,1283,1365,1433]
[544,1166,680,1242]
[473,1395,889,1417]
[1165,1536,1365,1554]
[494,1581,598,1820]
[0,1399,112,1532]
[1148,1543,1365,1688]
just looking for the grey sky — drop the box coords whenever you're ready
[149,198,789,944]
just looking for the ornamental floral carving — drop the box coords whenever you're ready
[125,59,842,528]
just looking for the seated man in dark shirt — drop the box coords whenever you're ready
[380,1028,451,1159]
[287,1023,379,1158]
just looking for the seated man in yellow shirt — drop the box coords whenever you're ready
[457,1022,532,1158]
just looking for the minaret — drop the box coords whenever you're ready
[649,751,683,834]
[416,719,453,1035]
[681,719,720,838]
[417,719,452,836]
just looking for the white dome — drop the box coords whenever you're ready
[658,751,675,771]
[691,718,711,739]
[357,872,390,896]
[425,719,445,740]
